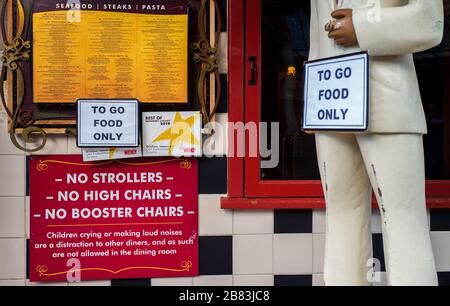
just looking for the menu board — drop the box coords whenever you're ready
[32,0,188,104]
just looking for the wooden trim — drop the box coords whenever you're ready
[227,0,245,197]
[15,128,68,135]
[244,0,261,197]
[221,197,450,210]
[221,197,326,209]
[425,181,450,197]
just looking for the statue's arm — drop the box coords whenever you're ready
[309,0,320,61]
[352,0,444,56]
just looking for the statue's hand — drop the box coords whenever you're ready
[328,9,359,48]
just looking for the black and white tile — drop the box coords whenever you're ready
[233,234,273,275]
[199,236,233,276]
[111,278,151,287]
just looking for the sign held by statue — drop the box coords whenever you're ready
[302,52,369,131]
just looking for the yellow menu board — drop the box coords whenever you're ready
[33,1,188,103]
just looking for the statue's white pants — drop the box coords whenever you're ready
[315,133,437,286]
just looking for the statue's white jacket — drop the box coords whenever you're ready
[309,0,444,133]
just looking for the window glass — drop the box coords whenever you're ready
[260,0,319,180]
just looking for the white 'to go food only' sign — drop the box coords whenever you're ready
[302,52,369,131]
[77,99,139,148]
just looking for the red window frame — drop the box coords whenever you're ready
[221,0,450,209]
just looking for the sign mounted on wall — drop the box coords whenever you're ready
[302,52,369,131]
[142,112,202,157]
[77,99,139,148]
[29,155,198,282]
[32,0,189,104]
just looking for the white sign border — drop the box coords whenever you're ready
[302,52,370,131]
[77,99,140,148]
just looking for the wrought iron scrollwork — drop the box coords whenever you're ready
[192,38,218,73]
[0,0,47,152]
[191,0,222,128]
[2,36,30,69]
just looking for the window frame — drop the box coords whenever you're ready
[221,0,450,209]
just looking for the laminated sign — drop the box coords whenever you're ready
[77,99,139,148]
[302,52,369,131]
[142,112,202,157]
[29,155,199,282]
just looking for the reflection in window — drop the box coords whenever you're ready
[416,0,450,180]
[260,0,319,181]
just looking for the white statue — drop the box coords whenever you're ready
[309,0,444,285]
